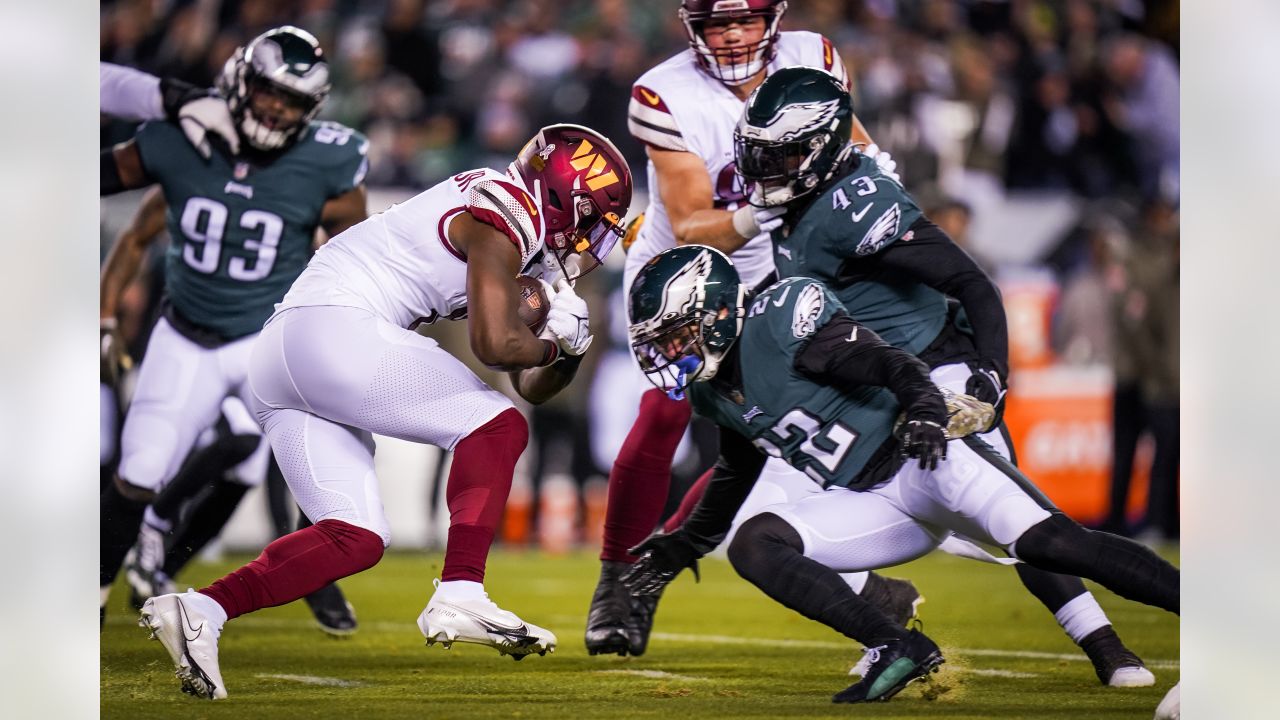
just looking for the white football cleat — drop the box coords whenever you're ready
[139,592,227,699]
[417,582,556,660]
[1154,681,1180,720]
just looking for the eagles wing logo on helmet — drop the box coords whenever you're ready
[633,248,716,338]
[791,282,826,338]
[767,99,844,141]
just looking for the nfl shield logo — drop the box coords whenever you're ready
[234,162,250,180]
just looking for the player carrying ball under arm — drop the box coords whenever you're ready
[589,0,905,658]
[622,246,1179,704]
[138,124,632,700]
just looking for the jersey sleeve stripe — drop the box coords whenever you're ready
[436,207,468,263]
[628,100,688,152]
[472,185,536,258]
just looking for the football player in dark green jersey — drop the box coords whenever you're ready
[728,66,1150,686]
[621,246,1179,704]
[99,27,368,632]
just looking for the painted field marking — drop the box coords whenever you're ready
[256,673,366,687]
[596,669,709,682]
[652,633,1179,669]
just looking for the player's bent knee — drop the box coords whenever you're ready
[728,512,804,584]
[315,519,387,572]
[472,407,528,451]
[1010,512,1091,570]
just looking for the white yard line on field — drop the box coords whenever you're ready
[256,673,366,687]
[651,633,1179,669]
[596,669,709,681]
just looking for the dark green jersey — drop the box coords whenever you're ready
[135,119,368,340]
[771,155,946,355]
[688,277,900,490]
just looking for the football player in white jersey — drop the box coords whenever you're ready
[587,0,906,657]
[139,124,633,699]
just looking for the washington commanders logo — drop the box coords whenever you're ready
[569,139,620,192]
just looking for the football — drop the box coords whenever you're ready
[515,275,550,334]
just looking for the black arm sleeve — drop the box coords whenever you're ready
[682,427,769,552]
[794,311,947,425]
[159,77,204,121]
[101,148,126,196]
[877,220,1009,377]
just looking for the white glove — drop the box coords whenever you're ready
[731,204,786,239]
[540,279,593,356]
[863,144,901,184]
[178,95,240,159]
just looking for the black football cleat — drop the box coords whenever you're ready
[585,560,633,656]
[624,589,662,657]
[303,583,357,637]
[1080,625,1155,687]
[833,629,944,703]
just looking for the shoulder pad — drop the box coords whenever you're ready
[628,82,687,152]
[465,175,544,268]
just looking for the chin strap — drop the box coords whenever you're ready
[666,355,703,401]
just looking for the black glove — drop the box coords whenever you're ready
[900,419,947,470]
[620,530,703,597]
[965,360,1008,411]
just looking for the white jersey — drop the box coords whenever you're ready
[277,168,543,329]
[625,31,849,289]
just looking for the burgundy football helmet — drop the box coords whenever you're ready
[511,124,633,282]
[679,0,789,86]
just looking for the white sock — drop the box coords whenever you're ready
[183,590,229,632]
[842,571,870,594]
[435,579,486,600]
[1054,592,1109,644]
[143,506,172,533]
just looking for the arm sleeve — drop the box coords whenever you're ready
[876,219,1009,376]
[794,311,947,425]
[681,427,769,552]
[99,63,164,121]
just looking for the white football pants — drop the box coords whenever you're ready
[247,305,514,546]
[117,317,265,493]
[721,362,1027,581]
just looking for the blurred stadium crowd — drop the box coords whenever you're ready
[100,0,1179,548]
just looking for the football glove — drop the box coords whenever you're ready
[161,77,239,159]
[900,419,947,471]
[732,204,787,239]
[540,279,593,356]
[964,360,1008,414]
[100,318,132,387]
[863,144,902,184]
[621,530,703,597]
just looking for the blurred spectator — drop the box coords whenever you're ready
[1050,215,1126,365]
[1103,33,1180,200]
[1101,197,1179,540]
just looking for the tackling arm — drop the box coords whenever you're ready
[794,311,947,426]
[621,427,767,596]
[875,221,1010,380]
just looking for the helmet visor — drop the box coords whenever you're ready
[558,200,624,281]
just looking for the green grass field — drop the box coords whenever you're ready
[101,548,1178,719]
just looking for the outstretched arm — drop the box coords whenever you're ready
[101,139,151,196]
[101,186,168,320]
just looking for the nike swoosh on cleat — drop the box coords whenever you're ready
[178,601,204,642]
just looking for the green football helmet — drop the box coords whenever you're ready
[734,66,855,207]
[629,246,745,399]
[217,26,331,151]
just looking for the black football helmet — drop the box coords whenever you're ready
[629,246,745,398]
[734,66,854,207]
[217,26,331,151]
